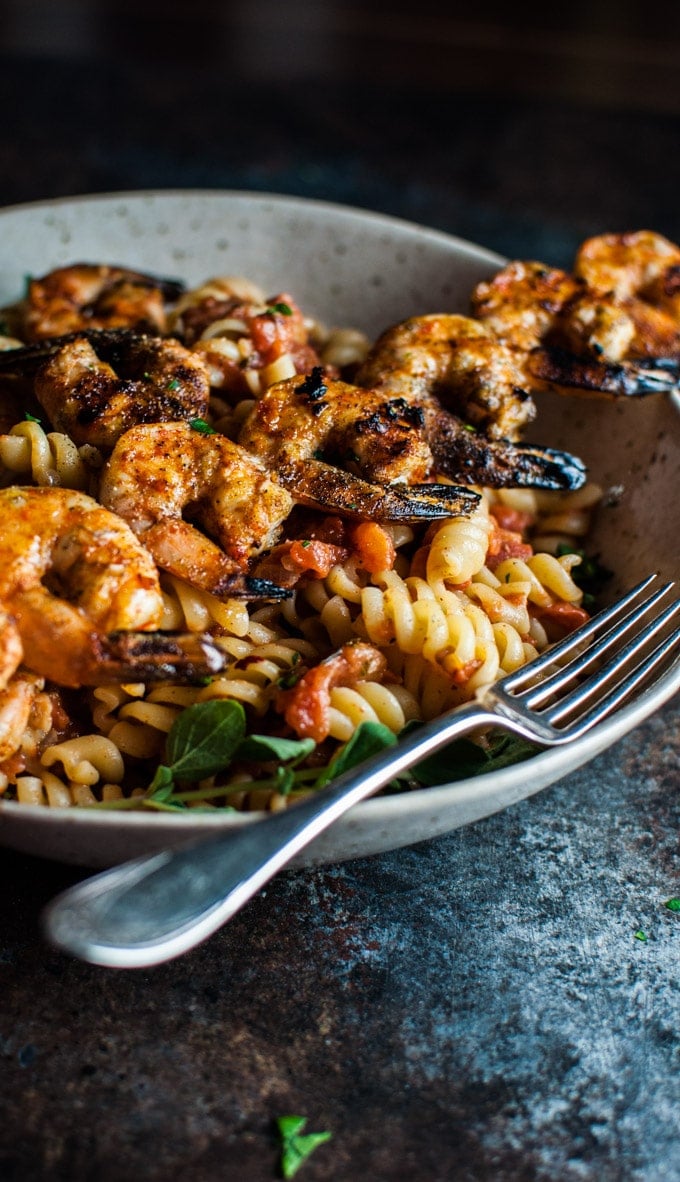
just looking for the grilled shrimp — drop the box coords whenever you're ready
[355,317,586,489]
[473,251,680,381]
[575,230,680,307]
[238,370,483,520]
[0,671,45,761]
[170,277,325,397]
[99,422,295,599]
[0,330,210,451]
[7,263,184,342]
[357,312,536,439]
[0,486,226,688]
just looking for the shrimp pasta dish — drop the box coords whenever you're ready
[0,227,677,815]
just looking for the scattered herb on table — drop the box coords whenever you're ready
[276,1115,331,1179]
[634,929,648,942]
[664,897,680,912]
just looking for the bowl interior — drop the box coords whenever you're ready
[0,190,677,867]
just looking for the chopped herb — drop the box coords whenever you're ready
[276,1116,332,1179]
[189,418,216,435]
[266,301,293,317]
[664,897,680,912]
[23,412,41,423]
[142,371,152,380]
[634,929,648,942]
[301,539,311,548]
[463,423,476,433]
[166,377,181,391]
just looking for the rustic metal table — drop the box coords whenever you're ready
[0,19,679,1180]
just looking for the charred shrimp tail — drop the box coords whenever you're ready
[278,458,480,521]
[95,630,227,684]
[529,346,680,397]
[429,413,587,490]
[0,328,164,374]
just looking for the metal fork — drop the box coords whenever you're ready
[42,574,680,969]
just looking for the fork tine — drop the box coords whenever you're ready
[500,573,668,692]
[546,624,680,740]
[518,589,680,711]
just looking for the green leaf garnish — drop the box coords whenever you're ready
[276,1115,331,1179]
[634,929,648,942]
[235,734,316,764]
[23,411,41,423]
[165,699,246,782]
[266,302,293,316]
[189,417,216,435]
[166,377,181,391]
[664,897,680,912]
[410,731,537,786]
[315,720,396,789]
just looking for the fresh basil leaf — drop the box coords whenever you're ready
[275,765,296,795]
[276,1116,332,1179]
[235,734,316,763]
[165,699,246,782]
[411,731,537,786]
[316,721,396,789]
[147,764,175,800]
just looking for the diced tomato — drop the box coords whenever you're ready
[349,521,396,574]
[451,659,483,686]
[278,642,386,742]
[487,518,534,569]
[489,506,535,535]
[284,539,348,578]
[535,600,590,634]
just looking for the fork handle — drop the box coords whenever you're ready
[43,699,499,968]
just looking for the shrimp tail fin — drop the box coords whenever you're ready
[94,631,227,684]
[0,327,163,374]
[529,346,680,396]
[429,412,587,490]
[94,631,225,683]
[280,458,480,521]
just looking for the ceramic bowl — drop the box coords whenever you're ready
[0,190,677,867]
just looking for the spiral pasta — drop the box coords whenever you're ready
[0,419,92,489]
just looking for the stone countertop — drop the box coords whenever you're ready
[0,39,678,1182]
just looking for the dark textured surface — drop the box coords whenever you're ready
[0,18,679,1181]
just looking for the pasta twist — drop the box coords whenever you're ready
[0,420,91,489]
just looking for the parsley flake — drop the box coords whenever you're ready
[634,929,648,942]
[166,377,181,391]
[189,418,216,435]
[266,301,293,316]
[23,412,41,423]
[276,1115,331,1179]
[664,897,680,912]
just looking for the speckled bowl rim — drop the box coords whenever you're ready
[0,189,677,867]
